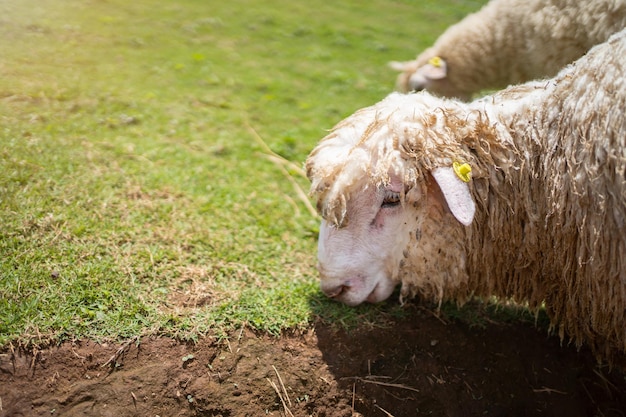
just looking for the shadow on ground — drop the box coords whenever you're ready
[1,303,625,417]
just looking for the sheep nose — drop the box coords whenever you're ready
[320,282,350,299]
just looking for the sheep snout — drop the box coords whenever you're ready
[319,274,367,306]
[318,268,398,306]
[320,281,349,299]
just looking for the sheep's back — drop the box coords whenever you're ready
[475,29,626,358]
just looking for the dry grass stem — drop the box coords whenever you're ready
[101,337,138,369]
[532,387,567,395]
[70,348,87,362]
[265,154,318,218]
[319,376,331,385]
[237,325,246,342]
[282,188,301,217]
[375,404,395,417]
[349,377,420,393]
[29,348,38,377]
[272,365,292,407]
[267,377,294,417]
[593,368,618,393]
[246,122,318,219]
[246,122,307,177]
[419,306,449,325]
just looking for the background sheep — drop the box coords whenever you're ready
[306,30,626,359]
[390,0,626,100]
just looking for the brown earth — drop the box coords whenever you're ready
[1,304,625,417]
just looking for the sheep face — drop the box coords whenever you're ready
[316,177,422,306]
[314,169,474,306]
[390,55,470,100]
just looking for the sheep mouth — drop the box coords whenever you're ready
[327,284,380,306]
[365,284,383,303]
[364,279,398,304]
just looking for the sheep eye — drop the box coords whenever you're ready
[381,190,401,208]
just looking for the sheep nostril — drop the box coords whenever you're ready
[322,284,349,299]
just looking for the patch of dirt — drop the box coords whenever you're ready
[2,305,625,417]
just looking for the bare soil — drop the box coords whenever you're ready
[2,304,625,417]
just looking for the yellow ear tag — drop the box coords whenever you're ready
[428,56,443,68]
[453,161,472,182]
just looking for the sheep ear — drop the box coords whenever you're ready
[388,61,409,71]
[431,167,475,226]
[421,57,447,80]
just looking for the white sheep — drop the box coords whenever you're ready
[306,30,626,359]
[390,0,626,100]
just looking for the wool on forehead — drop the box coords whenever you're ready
[306,93,503,226]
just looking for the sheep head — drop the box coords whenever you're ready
[306,93,494,306]
[390,51,471,101]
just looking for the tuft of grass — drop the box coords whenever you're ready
[0,0,487,348]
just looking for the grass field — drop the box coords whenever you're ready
[0,0,487,347]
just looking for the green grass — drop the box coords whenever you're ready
[0,0,487,347]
